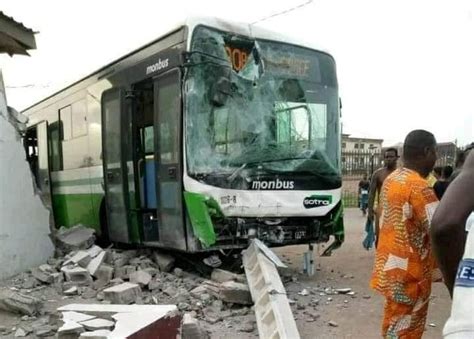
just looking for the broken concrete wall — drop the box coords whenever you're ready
[0,70,54,280]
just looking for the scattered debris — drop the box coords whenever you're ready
[57,320,85,337]
[336,288,352,294]
[79,329,112,338]
[80,318,115,331]
[237,321,255,333]
[329,320,339,327]
[181,313,209,339]
[0,288,42,315]
[203,254,222,268]
[56,225,96,254]
[211,268,246,284]
[61,267,93,285]
[218,281,252,305]
[363,295,372,299]
[64,286,79,296]
[34,325,56,337]
[103,282,142,304]
[64,251,92,267]
[129,270,152,288]
[152,252,175,272]
[298,289,310,296]
[87,251,107,277]
[31,267,54,284]
[429,323,437,327]
[14,327,27,337]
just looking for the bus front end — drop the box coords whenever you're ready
[182,24,343,253]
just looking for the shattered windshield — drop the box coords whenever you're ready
[185,26,340,189]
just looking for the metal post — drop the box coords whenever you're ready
[303,244,315,276]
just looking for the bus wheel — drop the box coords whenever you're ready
[97,199,111,247]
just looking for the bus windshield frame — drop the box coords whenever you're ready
[184,25,341,190]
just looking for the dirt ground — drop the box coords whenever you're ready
[272,207,452,339]
[0,208,451,339]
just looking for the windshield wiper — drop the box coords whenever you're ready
[227,163,247,183]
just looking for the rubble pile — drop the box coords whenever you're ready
[0,226,257,338]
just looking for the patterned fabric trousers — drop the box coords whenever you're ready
[382,296,429,339]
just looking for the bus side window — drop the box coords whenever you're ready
[143,125,154,154]
[48,121,63,171]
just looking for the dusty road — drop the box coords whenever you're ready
[271,207,452,339]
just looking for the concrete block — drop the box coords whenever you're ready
[111,309,181,338]
[190,285,207,299]
[129,270,152,288]
[94,265,114,285]
[152,252,175,272]
[79,318,114,331]
[33,325,55,337]
[86,245,103,259]
[211,269,246,284]
[63,286,78,296]
[64,251,92,268]
[218,281,252,305]
[57,320,84,337]
[182,313,209,339]
[0,288,42,315]
[113,265,136,280]
[31,268,54,284]
[148,279,161,291]
[62,311,96,323]
[38,264,55,273]
[79,329,111,338]
[59,304,181,338]
[143,267,159,277]
[61,267,92,285]
[87,251,106,277]
[51,273,64,284]
[56,225,95,252]
[103,283,142,304]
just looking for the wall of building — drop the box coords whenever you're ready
[0,72,54,280]
[341,136,383,152]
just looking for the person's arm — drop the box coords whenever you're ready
[367,172,379,221]
[433,181,442,200]
[431,151,474,296]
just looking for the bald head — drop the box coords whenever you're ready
[403,130,436,161]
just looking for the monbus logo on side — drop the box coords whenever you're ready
[251,179,295,190]
[146,58,169,75]
[303,195,332,208]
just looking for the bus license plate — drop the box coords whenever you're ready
[295,231,306,239]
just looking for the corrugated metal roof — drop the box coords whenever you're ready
[0,11,34,33]
[0,11,36,55]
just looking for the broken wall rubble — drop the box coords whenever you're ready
[0,70,54,280]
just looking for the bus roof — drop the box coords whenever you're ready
[23,17,331,113]
[185,17,330,54]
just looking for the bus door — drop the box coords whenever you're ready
[101,88,134,243]
[25,121,53,211]
[150,69,186,250]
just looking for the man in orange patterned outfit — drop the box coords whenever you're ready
[370,130,439,338]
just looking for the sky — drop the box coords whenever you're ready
[1,0,473,147]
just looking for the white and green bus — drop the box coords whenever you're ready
[23,17,344,255]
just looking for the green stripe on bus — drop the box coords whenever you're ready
[52,193,102,232]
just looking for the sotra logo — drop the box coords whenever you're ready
[303,195,332,208]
